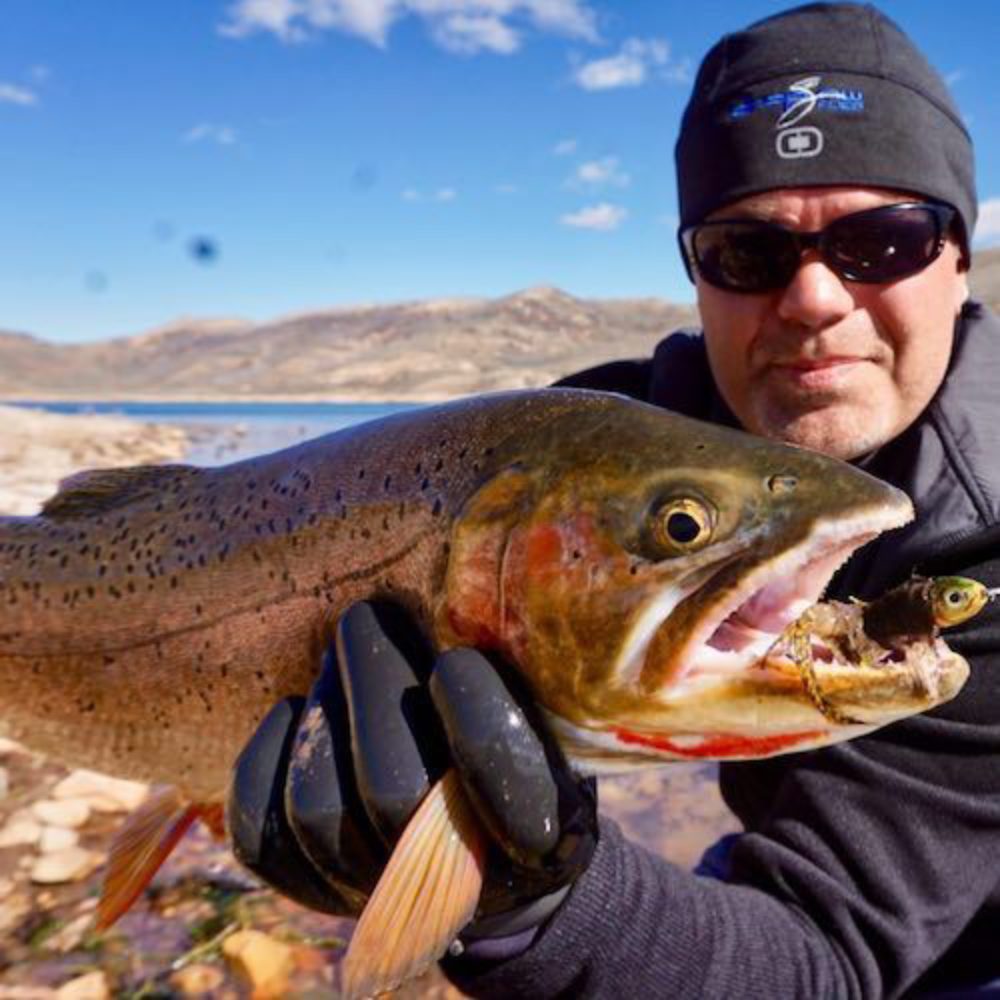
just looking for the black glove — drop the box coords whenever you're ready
[226,601,597,937]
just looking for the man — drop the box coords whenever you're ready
[227,4,1000,996]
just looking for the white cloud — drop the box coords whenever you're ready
[560,202,626,230]
[219,0,307,41]
[573,37,684,91]
[220,0,599,53]
[430,12,519,54]
[0,83,38,107]
[571,155,629,188]
[552,137,577,156]
[402,186,457,202]
[975,197,1000,246]
[183,123,238,145]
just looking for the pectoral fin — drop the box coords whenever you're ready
[95,786,211,930]
[341,768,487,999]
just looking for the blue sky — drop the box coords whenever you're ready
[2,1,998,343]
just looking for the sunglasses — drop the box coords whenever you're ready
[679,202,956,294]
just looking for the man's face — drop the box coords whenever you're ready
[695,187,969,460]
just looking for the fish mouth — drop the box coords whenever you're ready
[623,504,914,698]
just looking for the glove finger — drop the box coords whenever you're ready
[284,644,386,909]
[336,601,448,846]
[429,649,595,872]
[227,696,353,915]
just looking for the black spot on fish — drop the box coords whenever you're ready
[432,499,442,517]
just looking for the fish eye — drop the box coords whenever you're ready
[651,497,714,553]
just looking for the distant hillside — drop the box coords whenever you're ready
[0,289,696,401]
[970,246,1000,311]
[2,256,996,402]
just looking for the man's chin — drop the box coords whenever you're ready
[752,402,894,460]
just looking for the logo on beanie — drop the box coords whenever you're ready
[728,76,863,161]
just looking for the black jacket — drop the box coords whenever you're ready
[448,302,1000,999]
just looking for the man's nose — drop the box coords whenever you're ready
[775,253,854,328]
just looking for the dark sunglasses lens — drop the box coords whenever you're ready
[692,223,798,291]
[824,206,942,282]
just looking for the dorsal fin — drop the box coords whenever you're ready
[41,465,200,519]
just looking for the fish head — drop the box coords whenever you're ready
[442,393,968,769]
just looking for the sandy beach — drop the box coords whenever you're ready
[0,404,190,516]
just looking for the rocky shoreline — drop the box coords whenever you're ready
[0,405,190,517]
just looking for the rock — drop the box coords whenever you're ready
[30,846,101,884]
[169,963,226,996]
[0,814,43,847]
[56,971,110,1000]
[39,825,80,853]
[0,765,8,800]
[51,770,148,812]
[46,912,94,953]
[0,889,31,934]
[32,798,91,828]
[222,929,294,998]
[0,737,23,756]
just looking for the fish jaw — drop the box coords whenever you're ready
[547,495,979,770]
[550,639,971,773]
[630,503,912,693]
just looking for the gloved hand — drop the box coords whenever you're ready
[226,600,597,940]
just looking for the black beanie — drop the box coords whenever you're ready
[675,2,977,254]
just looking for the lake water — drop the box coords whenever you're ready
[12,400,421,465]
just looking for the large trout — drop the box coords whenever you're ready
[0,389,971,995]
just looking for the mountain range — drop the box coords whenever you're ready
[2,247,997,401]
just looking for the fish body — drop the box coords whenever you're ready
[0,389,966,793]
[0,388,974,996]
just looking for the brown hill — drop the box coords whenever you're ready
[970,246,1000,311]
[0,288,696,401]
[2,257,996,402]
